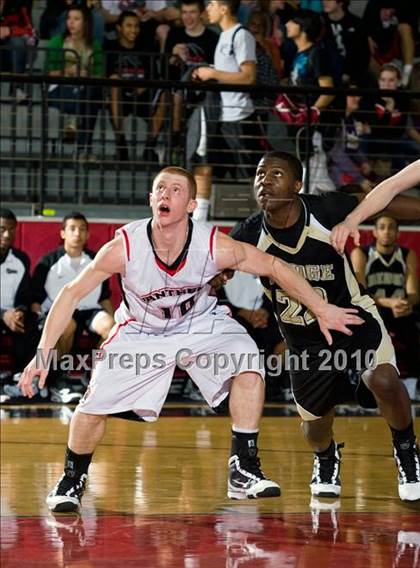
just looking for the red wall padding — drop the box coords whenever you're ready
[13,222,420,309]
[15,221,125,308]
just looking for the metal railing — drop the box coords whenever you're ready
[1,65,419,216]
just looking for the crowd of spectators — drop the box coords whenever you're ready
[2,0,419,88]
[0,1,418,172]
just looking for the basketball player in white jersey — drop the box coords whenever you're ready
[20,166,363,513]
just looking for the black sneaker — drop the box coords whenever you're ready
[310,442,343,498]
[393,440,420,502]
[227,454,281,499]
[46,472,87,512]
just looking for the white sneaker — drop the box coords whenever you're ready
[50,387,82,404]
[46,472,87,513]
[394,440,420,502]
[227,454,281,500]
[310,442,343,498]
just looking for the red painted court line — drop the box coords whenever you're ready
[1,512,419,567]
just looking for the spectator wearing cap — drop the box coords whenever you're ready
[274,10,334,159]
[286,10,334,115]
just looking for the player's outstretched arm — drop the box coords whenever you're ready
[19,237,124,397]
[215,232,363,346]
[331,159,420,254]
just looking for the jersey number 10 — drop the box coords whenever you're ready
[160,296,196,319]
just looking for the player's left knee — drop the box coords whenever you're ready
[364,364,400,396]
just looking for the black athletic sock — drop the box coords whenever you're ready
[64,446,93,478]
[315,440,335,458]
[391,422,415,447]
[231,429,259,459]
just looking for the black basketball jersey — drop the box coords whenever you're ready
[363,244,409,300]
[231,193,376,351]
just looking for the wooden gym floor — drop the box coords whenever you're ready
[1,404,420,567]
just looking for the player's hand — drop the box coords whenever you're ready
[209,269,234,290]
[330,219,360,255]
[317,304,364,346]
[19,352,50,398]
[237,308,268,328]
[250,308,269,328]
[2,309,25,333]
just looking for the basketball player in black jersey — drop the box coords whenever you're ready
[351,215,419,388]
[231,151,420,502]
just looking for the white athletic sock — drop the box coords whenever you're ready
[192,197,210,222]
[232,426,259,434]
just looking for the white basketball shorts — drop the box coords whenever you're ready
[77,306,264,421]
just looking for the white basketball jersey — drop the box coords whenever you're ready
[114,218,220,332]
